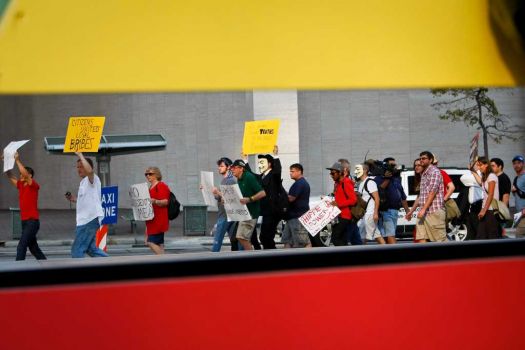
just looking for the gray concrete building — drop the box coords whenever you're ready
[0,89,523,210]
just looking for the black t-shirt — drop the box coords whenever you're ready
[287,177,310,219]
[497,173,511,201]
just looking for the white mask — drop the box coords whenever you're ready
[354,164,364,178]
[258,158,269,173]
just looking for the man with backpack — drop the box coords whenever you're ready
[374,157,410,244]
[356,163,385,244]
[511,155,525,238]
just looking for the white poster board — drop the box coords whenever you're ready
[129,182,154,221]
[200,171,217,208]
[220,184,252,221]
[3,140,30,172]
[299,199,341,236]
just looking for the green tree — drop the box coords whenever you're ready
[430,88,523,159]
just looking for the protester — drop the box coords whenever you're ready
[432,156,460,226]
[339,158,362,245]
[256,146,285,249]
[205,157,239,252]
[65,152,109,258]
[405,151,446,243]
[282,163,311,248]
[357,164,385,244]
[3,152,46,261]
[471,157,501,239]
[326,162,357,246]
[143,166,171,254]
[459,170,483,240]
[511,155,525,238]
[230,159,266,250]
[490,158,511,207]
[375,157,410,244]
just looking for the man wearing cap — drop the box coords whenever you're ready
[327,161,357,246]
[511,155,525,238]
[230,159,266,250]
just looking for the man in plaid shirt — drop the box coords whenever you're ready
[414,151,446,242]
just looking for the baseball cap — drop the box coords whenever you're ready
[326,162,343,173]
[512,155,524,163]
[231,159,247,167]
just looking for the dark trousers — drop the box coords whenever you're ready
[465,200,482,241]
[251,226,261,250]
[346,221,362,245]
[476,210,502,240]
[260,215,279,249]
[17,219,46,261]
[309,233,325,247]
[331,218,350,246]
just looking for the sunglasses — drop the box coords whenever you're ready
[330,171,339,175]
[145,172,155,177]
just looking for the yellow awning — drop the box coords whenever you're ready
[0,0,523,93]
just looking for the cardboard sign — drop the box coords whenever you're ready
[242,119,280,155]
[299,199,341,236]
[129,183,154,221]
[220,184,252,221]
[101,186,119,225]
[3,140,30,172]
[469,132,480,167]
[200,171,217,207]
[64,116,105,153]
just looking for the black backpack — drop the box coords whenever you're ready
[168,192,181,220]
[513,176,525,199]
[271,181,289,219]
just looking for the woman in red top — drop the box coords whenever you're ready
[144,167,170,255]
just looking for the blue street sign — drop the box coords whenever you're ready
[101,186,118,225]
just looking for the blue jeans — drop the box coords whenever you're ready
[17,219,46,261]
[346,221,362,245]
[378,209,399,237]
[72,218,109,258]
[212,216,236,252]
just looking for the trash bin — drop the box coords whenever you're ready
[183,205,207,236]
[10,207,22,240]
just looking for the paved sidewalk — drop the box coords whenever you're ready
[0,209,218,246]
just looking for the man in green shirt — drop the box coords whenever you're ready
[231,159,266,250]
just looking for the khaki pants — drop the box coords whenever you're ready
[516,217,525,238]
[416,209,447,242]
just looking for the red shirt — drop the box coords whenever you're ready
[146,181,170,235]
[440,169,452,197]
[17,180,40,221]
[334,177,357,220]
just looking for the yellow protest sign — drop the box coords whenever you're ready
[64,116,105,153]
[242,119,280,155]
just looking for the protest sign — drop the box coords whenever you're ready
[242,119,280,154]
[469,132,480,167]
[220,184,252,221]
[3,140,30,172]
[129,183,154,221]
[101,186,119,225]
[299,199,341,236]
[200,171,217,208]
[63,116,105,153]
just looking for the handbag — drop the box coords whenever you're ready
[490,199,511,222]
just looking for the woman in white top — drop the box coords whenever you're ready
[471,156,502,239]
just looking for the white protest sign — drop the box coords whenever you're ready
[220,184,252,221]
[3,140,30,172]
[129,182,154,221]
[200,171,217,208]
[299,199,341,236]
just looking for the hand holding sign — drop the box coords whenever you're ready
[242,119,280,155]
[299,199,341,236]
[64,116,105,153]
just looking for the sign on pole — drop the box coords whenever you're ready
[96,225,108,251]
[101,186,119,225]
[129,183,154,221]
[469,132,480,167]
[299,199,341,236]
[200,171,217,208]
[220,184,252,221]
[63,116,105,153]
[3,140,30,172]
[242,119,280,155]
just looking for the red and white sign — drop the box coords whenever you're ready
[299,199,341,236]
[96,224,108,251]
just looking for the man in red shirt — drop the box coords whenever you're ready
[5,152,46,261]
[326,162,357,246]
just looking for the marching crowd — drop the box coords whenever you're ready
[3,148,525,260]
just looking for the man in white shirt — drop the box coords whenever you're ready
[65,152,109,258]
[356,164,385,244]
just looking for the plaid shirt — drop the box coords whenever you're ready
[419,165,444,214]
